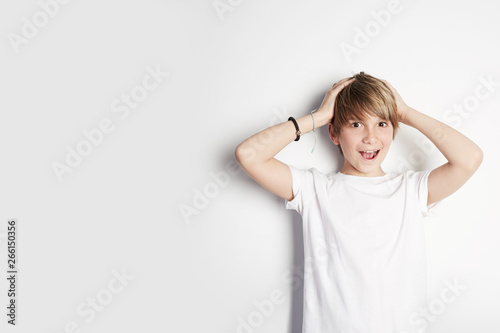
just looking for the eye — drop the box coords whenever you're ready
[351,122,361,128]
[378,122,388,127]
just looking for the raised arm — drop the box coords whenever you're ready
[235,77,355,201]
[383,80,483,206]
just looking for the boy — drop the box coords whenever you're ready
[234,72,483,332]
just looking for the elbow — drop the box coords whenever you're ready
[234,144,244,164]
[466,147,484,173]
[234,144,251,167]
[452,146,483,175]
[235,144,262,173]
[474,147,484,169]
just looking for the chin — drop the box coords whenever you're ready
[355,156,387,174]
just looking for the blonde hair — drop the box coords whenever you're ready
[332,72,399,155]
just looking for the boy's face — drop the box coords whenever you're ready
[329,113,393,177]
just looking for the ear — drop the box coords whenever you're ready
[328,123,340,145]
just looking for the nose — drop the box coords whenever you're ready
[362,127,378,144]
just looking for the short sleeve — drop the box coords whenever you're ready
[284,165,315,215]
[407,169,443,217]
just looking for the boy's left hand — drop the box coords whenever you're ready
[382,80,410,123]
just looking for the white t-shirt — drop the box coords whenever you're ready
[285,165,442,333]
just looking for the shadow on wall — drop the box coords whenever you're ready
[235,146,306,332]
[288,210,305,333]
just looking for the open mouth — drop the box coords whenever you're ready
[359,149,380,160]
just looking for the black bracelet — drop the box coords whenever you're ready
[288,117,301,141]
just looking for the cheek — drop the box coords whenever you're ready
[341,137,359,152]
[380,138,393,152]
[384,131,394,144]
[340,131,359,145]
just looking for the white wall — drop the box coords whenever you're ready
[0,0,499,332]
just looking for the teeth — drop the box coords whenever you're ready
[360,150,379,153]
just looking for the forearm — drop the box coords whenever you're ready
[401,106,483,169]
[235,111,330,165]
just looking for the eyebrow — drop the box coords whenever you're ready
[348,116,387,122]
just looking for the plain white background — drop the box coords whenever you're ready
[0,0,499,332]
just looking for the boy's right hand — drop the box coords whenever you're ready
[316,76,355,125]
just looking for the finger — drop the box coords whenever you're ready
[332,77,355,89]
[333,76,355,86]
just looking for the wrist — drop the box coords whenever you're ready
[313,110,332,128]
[398,105,412,125]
